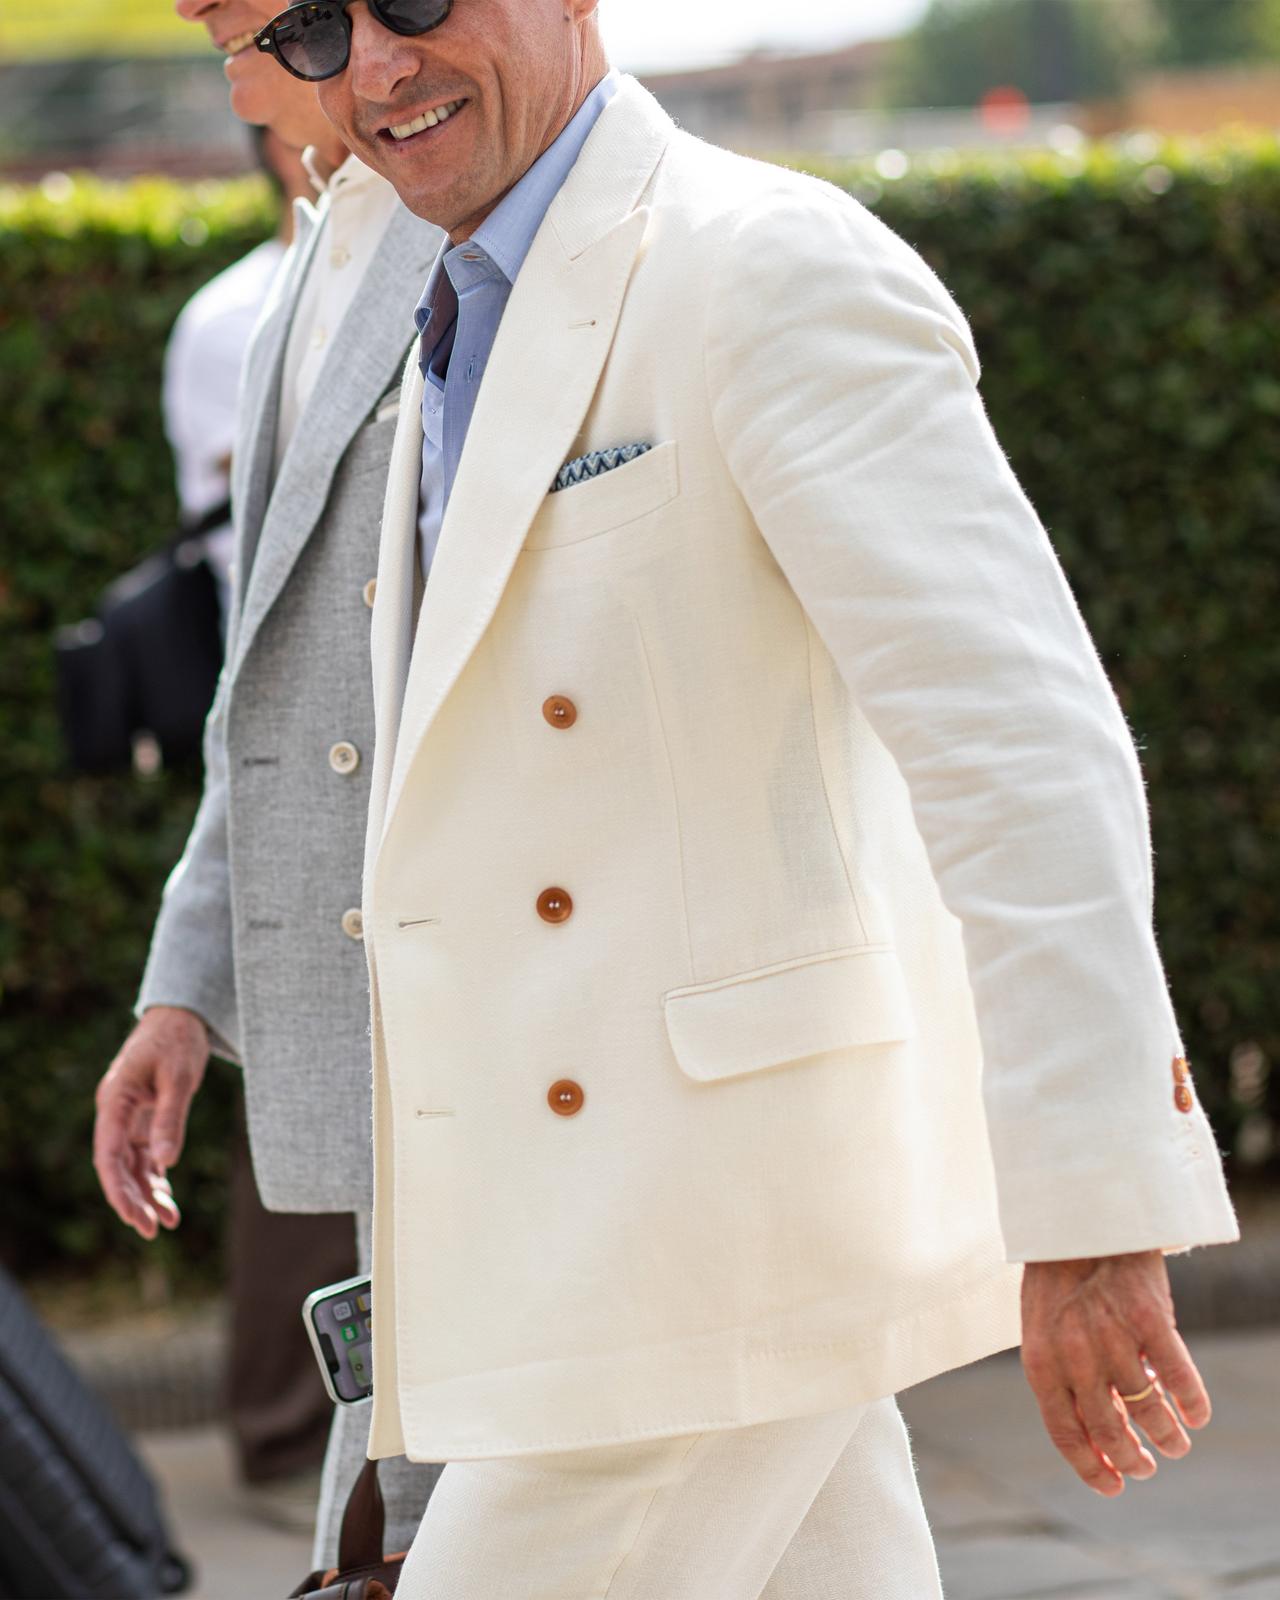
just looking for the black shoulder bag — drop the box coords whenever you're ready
[53,501,230,773]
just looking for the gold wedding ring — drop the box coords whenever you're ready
[1119,1380,1157,1404]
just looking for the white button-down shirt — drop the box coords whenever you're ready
[163,236,286,621]
[275,151,400,467]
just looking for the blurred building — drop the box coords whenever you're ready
[2,23,1277,181]
[637,42,889,154]
[0,0,246,179]
[638,43,1279,159]
[637,42,1091,158]
[1082,65,1280,139]
[0,57,248,180]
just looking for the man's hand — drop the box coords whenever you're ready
[93,1007,210,1240]
[1021,1251,1210,1497]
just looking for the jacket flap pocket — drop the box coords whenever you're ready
[663,946,914,1084]
[525,440,678,550]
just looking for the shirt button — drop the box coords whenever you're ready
[341,908,364,941]
[311,325,327,349]
[1174,1083,1194,1114]
[330,245,351,268]
[542,695,578,729]
[536,888,573,924]
[329,740,360,775]
[1172,1054,1190,1084]
[363,578,378,609]
[548,1080,585,1117]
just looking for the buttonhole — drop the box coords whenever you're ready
[397,917,441,929]
[569,318,598,330]
[414,1108,455,1119]
[241,756,280,767]
[248,919,284,931]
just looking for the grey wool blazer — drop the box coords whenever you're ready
[138,196,443,1212]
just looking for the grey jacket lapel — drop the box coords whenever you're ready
[232,203,442,676]
[232,199,323,582]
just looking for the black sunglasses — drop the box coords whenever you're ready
[255,0,453,81]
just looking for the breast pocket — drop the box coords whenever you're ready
[525,440,679,551]
[663,945,914,1083]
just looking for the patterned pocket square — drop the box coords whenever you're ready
[550,443,652,494]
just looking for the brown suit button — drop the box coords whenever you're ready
[536,887,573,924]
[1174,1084,1194,1114]
[363,578,378,609]
[1172,1055,1190,1084]
[542,695,578,729]
[548,1080,585,1116]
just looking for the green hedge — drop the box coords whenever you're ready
[0,177,274,1287]
[852,139,1280,1172]
[1,144,1277,1285]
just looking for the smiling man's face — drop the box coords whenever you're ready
[316,0,607,240]
[176,0,344,157]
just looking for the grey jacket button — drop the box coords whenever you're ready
[330,741,360,775]
[341,908,365,941]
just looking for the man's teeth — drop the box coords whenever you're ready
[388,99,465,140]
[223,30,256,54]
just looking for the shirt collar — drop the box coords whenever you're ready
[301,145,380,197]
[468,67,619,286]
[412,68,619,341]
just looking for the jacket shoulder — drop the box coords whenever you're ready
[654,132,950,302]
[642,129,981,386]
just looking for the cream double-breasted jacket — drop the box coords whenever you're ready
[361,78,1237,1462]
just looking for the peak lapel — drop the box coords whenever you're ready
[231,202,321,587]
[365,351,426,870]
[231,204,443,677]
[380,80,673,844]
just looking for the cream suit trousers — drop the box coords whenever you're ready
[395,1397,941,1600]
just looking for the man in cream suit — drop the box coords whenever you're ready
[260,0,1235,1591]
[92,0,443,1565]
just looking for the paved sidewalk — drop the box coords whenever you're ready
[900,1327,1280,1599]
[135,1425,315,1598]
[134,1326,1278,1599]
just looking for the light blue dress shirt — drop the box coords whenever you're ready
[414,70,619,578]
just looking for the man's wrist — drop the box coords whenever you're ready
[141,1003,211,1040]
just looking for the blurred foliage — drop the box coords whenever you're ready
[0,175,274,1290]
[887,0,1280,110]
[0,0,203,61]
[815,135,1280,1175]
[1,146,1278,1287]
[887,0,1145,107]
[1151,0,1280,67]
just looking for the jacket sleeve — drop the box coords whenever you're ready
[704,181,1237,1262]
[135,668,242,1064]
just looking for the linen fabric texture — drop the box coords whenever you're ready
[394,1399,940,1600]
[362,76,1237,1462]
[136,192,444,1213]
[276,153,399,473]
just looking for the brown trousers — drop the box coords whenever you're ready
[226,1097,357,1483]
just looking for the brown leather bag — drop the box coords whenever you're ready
[289,1458,409,1599]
